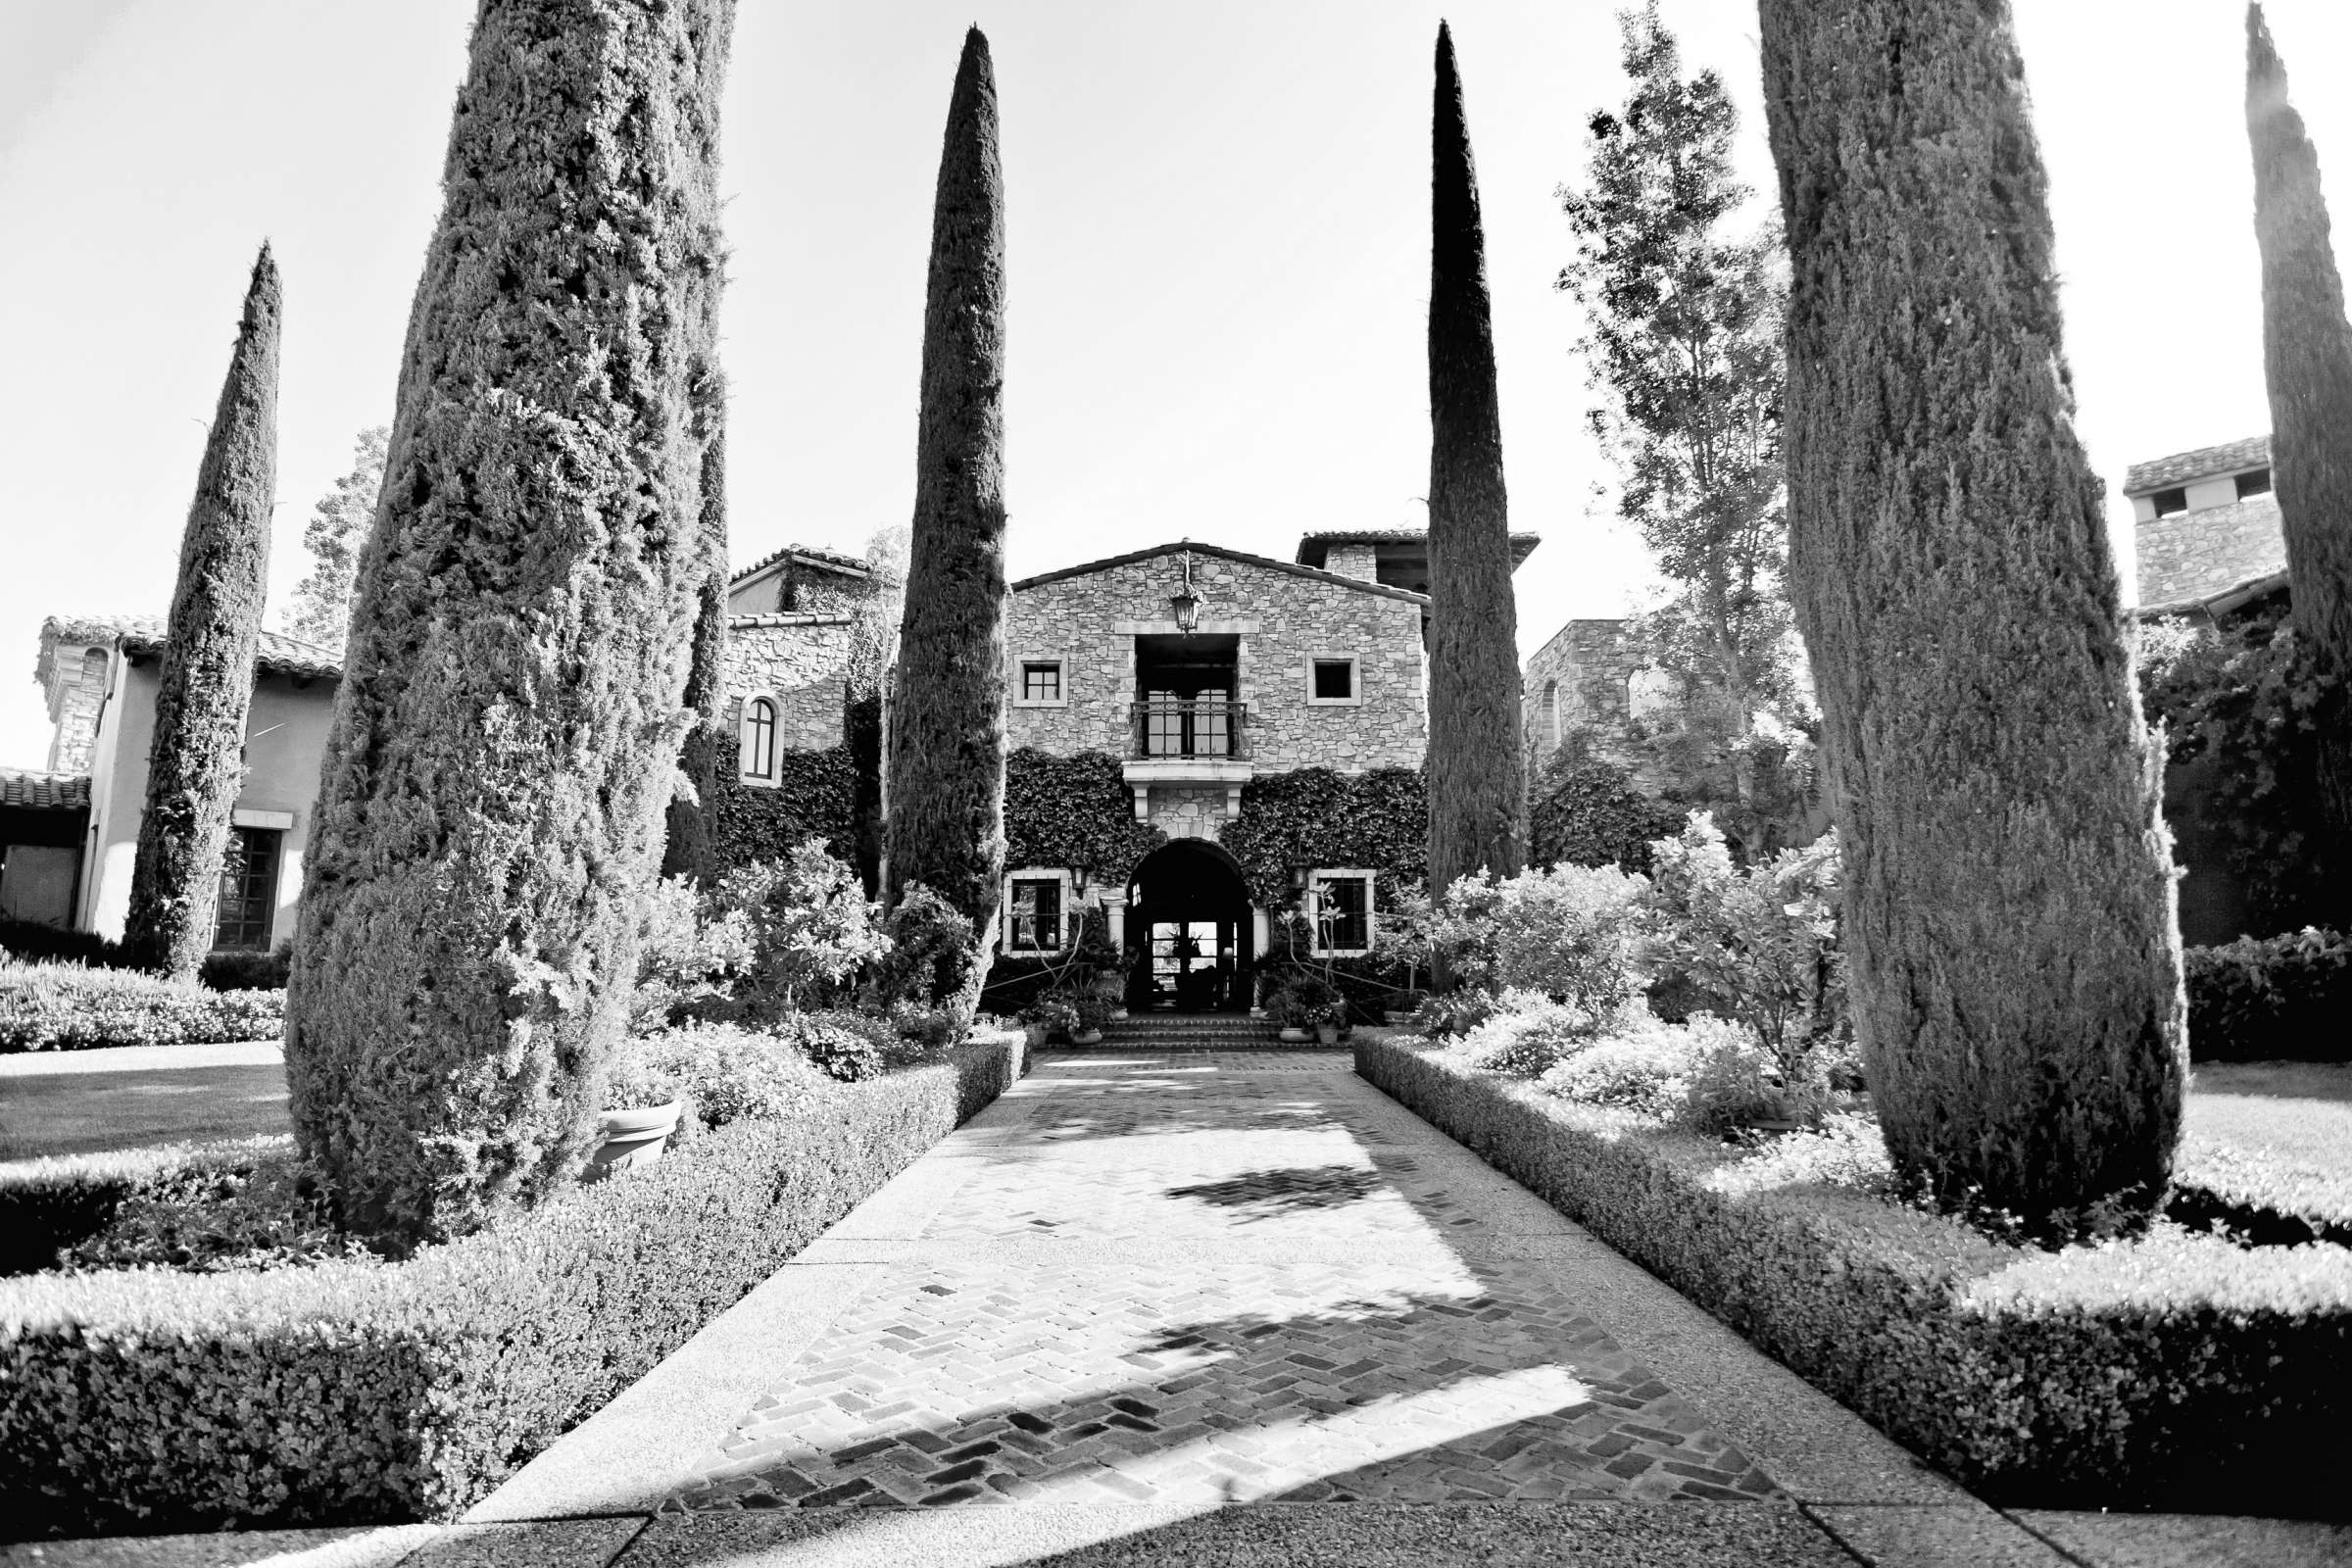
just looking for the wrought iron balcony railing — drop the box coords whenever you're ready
[1129,700,1249,760]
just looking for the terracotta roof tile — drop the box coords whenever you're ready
[36,615,342,686]
[2122,436,2271,497]
[0,768,90,810]
[729,542,872,585]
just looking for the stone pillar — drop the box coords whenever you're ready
[1099,890,1128,956]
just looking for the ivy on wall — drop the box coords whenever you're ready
[1003,748,1166,883]
[1530,754,1686,876]
[710,739,858,872]
[1221,766,1428,908]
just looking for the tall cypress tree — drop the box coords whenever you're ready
[2247,3,2352,891]
[884,26,1008,1003]
[1759,0,2184,1237]
[1426,22,1527,903]
[662,405,728,886]
[122,245,281,982]
[287,0,736,1245]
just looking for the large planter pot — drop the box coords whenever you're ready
[1278,1027,1310,1044]
[587,1100,684,1181]
[1069,1028,1104,1046]
[1023,1022,1053,1048]
[1315,1024,1342,1046]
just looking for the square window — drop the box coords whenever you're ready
[1311,658,1355,702]
[2152,486,2189,517]
[1007,877,1063,953]
[1017,661,1065,706]
[2236,467,2273,500]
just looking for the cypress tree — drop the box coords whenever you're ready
[1759,0,2185,1237]
[287,0,736,1245]
[883,26,1009,1004]
[1425,22,1527,903]
[662,407,728,886]
[122,245,281,982]
[2247,4,2352,889]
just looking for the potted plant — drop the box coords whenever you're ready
[590,1054,687,1180]
[1066,990,1112,1046]
[1264,981,1311,1043]
[1019,996,1079,1047]
[1308,999,1349,1047]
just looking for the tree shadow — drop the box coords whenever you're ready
[1162,1164,1383,1221]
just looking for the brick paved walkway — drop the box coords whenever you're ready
[662,1050,1776,1512]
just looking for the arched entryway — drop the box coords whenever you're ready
[1125,839,1254,1013]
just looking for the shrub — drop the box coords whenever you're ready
[0,1034,1024,1536]
[628,873,757,1034]
[1428,862,1649,1020]
[1356,1036,2352,1516]
[2182,927,2352,1062]
[198,944,292,993]
[56,1147,373,1276]
[624,1022,839,1129]
[1537,1018,1701,1118]
[1,960,283,1053]
[1452,993,1599,1078]
[0,920,125,971]
[864,883,978,1014]
[1675,1012,1833,1135]
[720,841,890,1021]
[1529,755,1686,875]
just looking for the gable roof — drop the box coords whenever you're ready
[37,615,343,686]
[2134,493,2290,615]
[2123,436,2270,498]
[1010,540,1432,606]
[0,767,89,811]
[729,542,872,588]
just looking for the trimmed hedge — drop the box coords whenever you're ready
[0,919,124,970]
[1356,1036,2352,1517]
[2183,927,2351,1062]
[1,961,283,1053]
[0,1032,1024,1536]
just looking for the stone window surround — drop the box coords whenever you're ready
[738,693,781,786]
[1306,867,1376,957]
[1014,656,1068,708]
[1305,653,1362,707]
[1001,866,1076,955]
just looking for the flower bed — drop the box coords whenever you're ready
[0,1031,1024,1537]
[1355,1035,2352,1517]
[0,960,283,1053]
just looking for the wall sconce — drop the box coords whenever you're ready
[1170,550,1202,635]
[1071,863,1090,897]
[1288,864,1307,891]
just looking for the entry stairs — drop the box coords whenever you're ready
[1068,1011,1345,1053]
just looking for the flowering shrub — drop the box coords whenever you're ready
[1427,862,1649,1021]
[1535,1018,1701,1117]
[624,1021,842,1127]
[1452,993,1605,1078]
[724,841,891,1019]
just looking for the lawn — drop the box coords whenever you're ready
[0,1043,288,1163]
[2188,1060,2352,1172]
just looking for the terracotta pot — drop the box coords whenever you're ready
[1069,1028,1104,1046]
[1314,1024,1342,1046]
[1278,1027,1310,1044]
[1023,1021,1053,1048]
[587,1099,683,1181]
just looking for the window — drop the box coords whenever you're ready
[1542,680,1562,751]
[2236,467,2273,500]
[1308,656,1358,705]
[214,827,281,952]
[1005,875,1065,954]
[1309,870,1373,956]
[1016,660,1066,707]
[2152,486,2189,517]
[741,697,778,780]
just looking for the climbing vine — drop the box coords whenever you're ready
[1220,766,1428,907]
[711,740,858,873]
[1003,748,1165,883]
[1529,753,1685,876]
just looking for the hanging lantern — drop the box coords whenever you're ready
[1170,550,1202,635]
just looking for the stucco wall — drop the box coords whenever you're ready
[82,658,337,947]
[1004,550,1428,775]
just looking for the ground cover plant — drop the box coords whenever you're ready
[0,1029,1025,1536]
[1,960,282,1054]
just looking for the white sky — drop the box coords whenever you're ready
[2,0,2345,768]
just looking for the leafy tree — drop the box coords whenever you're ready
[286,0,737,1245]
[662,412,728,885]
[281,425,388,652]
[1556,3,1803,832]
[884,27,1009,1012]
[1529,751,1683,875]
[1425,22,1528,908]
[122,245,281,981]
[1759,0,2185,1239]
[2246,5,2352,906]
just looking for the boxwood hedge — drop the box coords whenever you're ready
[1355,1036,2352,1518]
[0,1033,1023,1536]
[1,960,283,1053]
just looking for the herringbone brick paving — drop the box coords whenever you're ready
[665,1048,1780,1513]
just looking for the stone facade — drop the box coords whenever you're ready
[1007,544,1428,805]
[723,612,858,760]
[724,545,874,618]
[41,645,111,773]
[2133,495,2286,614]
[1520,617,1669,788]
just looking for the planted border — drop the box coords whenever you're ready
[0,1033,1023,1536]
[1355,1035,2352,1517]
[2,961,282,1053]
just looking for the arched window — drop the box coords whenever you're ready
[742,698,778,781]
[1542,680,1561,752]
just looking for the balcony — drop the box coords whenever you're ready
[1129,700,1249,760]
[1122,701,1252,821]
